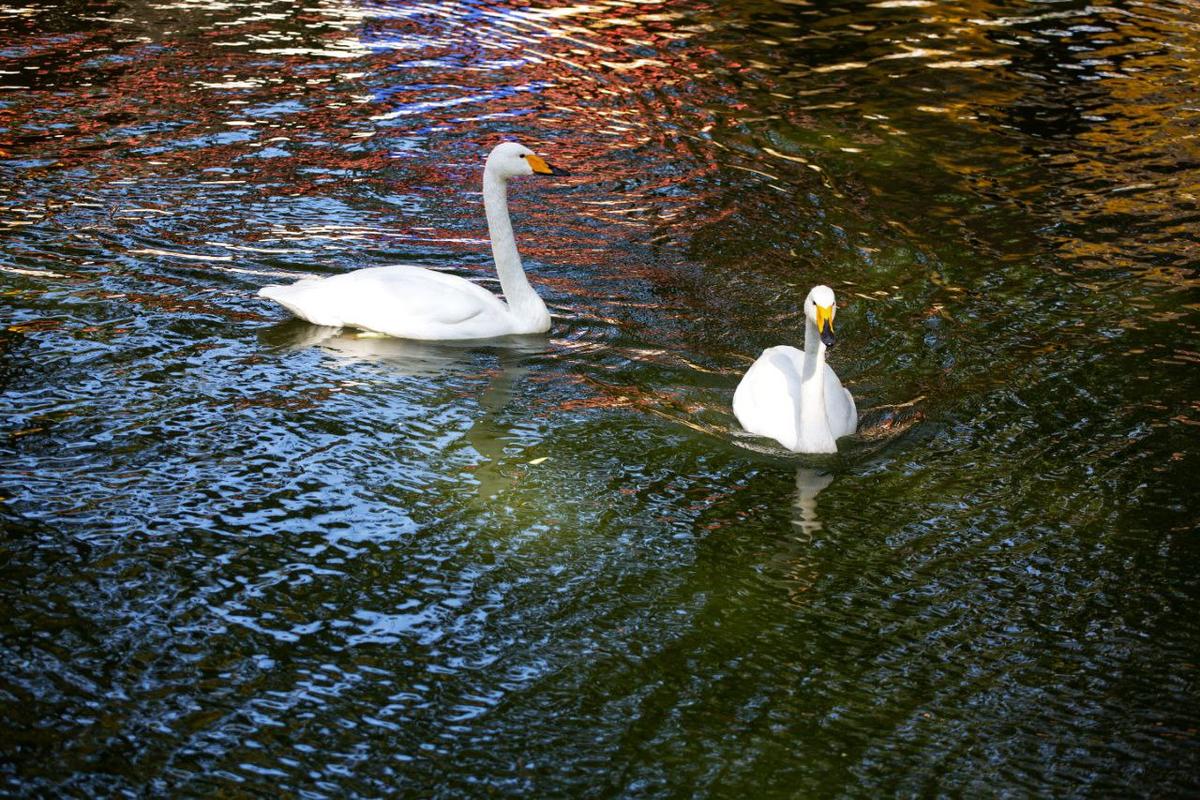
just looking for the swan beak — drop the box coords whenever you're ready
[527,154,570,176]
[816,304,836,348]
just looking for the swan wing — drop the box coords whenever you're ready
[821,363,858,438]
[733,346,803,450]
[840,386,858,437]
[259,265,514,339]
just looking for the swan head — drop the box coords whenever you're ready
[805,285,838,349]
[485,141,569,180]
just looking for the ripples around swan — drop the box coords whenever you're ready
[2,0,1198,796]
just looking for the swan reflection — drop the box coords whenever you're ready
[259,318,548,375]
[260,320,546,502]
[775,467,836,603]
[793,467,834,537]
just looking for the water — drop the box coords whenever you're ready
[2,0,1198,795]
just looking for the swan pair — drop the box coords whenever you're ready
[258,142,856,454]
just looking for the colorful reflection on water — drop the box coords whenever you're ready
[1,0,1198,796]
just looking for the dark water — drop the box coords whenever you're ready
[2,0,1198,795]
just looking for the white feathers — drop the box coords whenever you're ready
[733,285,857,453]
[257,142,555,341]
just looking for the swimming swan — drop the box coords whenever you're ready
[257,142,567,340]
[733,285,857,453]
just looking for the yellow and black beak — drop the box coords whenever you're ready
[525,153,571,176]
[815,304,836,348]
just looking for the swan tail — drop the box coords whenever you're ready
[258,281,343,327]
[258,281,314,302]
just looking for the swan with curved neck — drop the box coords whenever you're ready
[733,285,857,453]
[258,142,566,340]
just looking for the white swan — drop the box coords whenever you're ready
[257,142,567,340]
[733,285,857,453]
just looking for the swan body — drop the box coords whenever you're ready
[733,285,857,454]
[258,142,565,340]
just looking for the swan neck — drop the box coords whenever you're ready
[483,169,546,323]
[803,316,826,379]
[796,316,830,444]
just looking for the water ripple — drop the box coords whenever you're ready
[1,0,1198,796]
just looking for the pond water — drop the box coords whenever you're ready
[2,0,1198,795]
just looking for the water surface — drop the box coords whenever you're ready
[2,0,1198,796]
